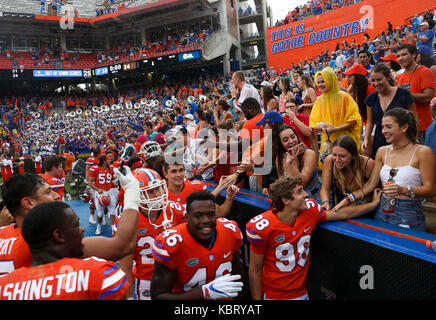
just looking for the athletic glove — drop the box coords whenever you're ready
[202,274,243,300]
[113,166,140,211]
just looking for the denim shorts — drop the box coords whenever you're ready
[305,177,321,204]
[375,198,425,231]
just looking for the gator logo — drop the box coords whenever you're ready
[275,235,285,242]
[186,258,199,267]
[142,290,151,298]
[138,228,147,235]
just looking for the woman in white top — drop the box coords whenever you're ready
[334,108,436,231]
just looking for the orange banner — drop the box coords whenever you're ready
[266,0,436,69]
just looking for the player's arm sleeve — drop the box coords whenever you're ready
[245,220,267,255]
[89,259,129,300]
[236,87,247,111]
[152,234,178,271]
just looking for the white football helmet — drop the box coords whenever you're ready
[131,168,172,228]
[139,140,163,160]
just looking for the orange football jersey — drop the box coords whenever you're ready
[39,174,64,199]
[167,179,207,208]
[245,198,327,300]
[85,157,99,167]
[0,257,129,300]
[152,218,242,293]
[114,201,186,281]
[0,224,32,276]
[89,167,114,191]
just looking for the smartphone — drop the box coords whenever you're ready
[288,143,304,155]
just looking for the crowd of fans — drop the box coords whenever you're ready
[96,24,214,65]
[38,0,130,17]
[268,11,436,79]
[0,8,434,233]
[0,21,215,70]
[0,6,435,303]
[275,0,373,27]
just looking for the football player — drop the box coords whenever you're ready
[0,202,130,300]
[34,152,42,174]
[151,191,244,300]
[162,161,238,217]
[114,168,185,300]
[246,176,382,300]
[0,167,141,277]
[88,154,117,235]
[85,154,99,224]
[0,174,60,276]
[39,155,65,200]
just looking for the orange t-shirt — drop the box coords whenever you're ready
[366,84,376,96]
[240,114,264,144]
[338,78,349,90]
[62,153,75,171]
[396,65,434,132]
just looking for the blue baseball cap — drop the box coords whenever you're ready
[255,111,283,126]
[417,46,432,56]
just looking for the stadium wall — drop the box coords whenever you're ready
[266,0,435,69]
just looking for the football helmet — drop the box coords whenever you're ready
[132,168,168,211]
[138,141,163,161]
[98,192,111,207]
[132,168,171,228]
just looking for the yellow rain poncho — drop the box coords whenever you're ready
[309,67,362,169]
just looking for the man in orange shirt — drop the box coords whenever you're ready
[0,174,61,276]
[396,43,435,143]
[62,152,75,184]
[0,166,141,279]
[0,202,129,300]
[40,155,65,200]
[213,97,265,191]
[88,155,117,235]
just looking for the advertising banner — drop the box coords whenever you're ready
[266,0,435,69]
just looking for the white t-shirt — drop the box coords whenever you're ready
[184,138,202,180]
[237,83,263,113]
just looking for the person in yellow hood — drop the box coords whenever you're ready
[309,67,362,169]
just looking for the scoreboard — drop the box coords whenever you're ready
[0,50,202,80]
[122,61,138,71]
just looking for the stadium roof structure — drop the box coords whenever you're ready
[0,0,207,21]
